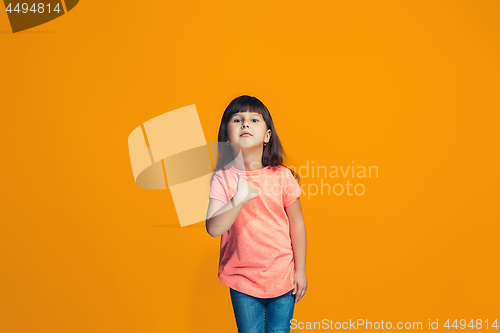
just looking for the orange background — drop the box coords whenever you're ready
[1,1,499,332]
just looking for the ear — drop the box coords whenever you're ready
[265,129,271,143]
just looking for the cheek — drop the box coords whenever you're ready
[226,125,236,137]
[256,127,267,137]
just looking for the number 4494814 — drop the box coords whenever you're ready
[444,319,498,329]
[6,3,61,14]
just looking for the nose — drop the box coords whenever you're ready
[242,121,249,128]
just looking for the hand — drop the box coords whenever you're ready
[292,270,308,303]
[235,173,258,203]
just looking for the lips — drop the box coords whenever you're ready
[240,132,252,137]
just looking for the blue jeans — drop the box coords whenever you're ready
[230,288,295,333]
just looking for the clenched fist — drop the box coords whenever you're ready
[235,173,259,204]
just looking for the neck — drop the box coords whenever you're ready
[232,147,264,171]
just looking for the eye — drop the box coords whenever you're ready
[232,117,259,123]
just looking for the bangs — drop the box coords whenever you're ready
[225,100,270,125]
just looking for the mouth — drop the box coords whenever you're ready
[240,133,252,137]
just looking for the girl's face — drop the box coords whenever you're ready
[226,111,271,150]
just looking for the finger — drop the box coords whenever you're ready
[238,173,247,182]
[292,283,297,295]
[296,289,304,303]
[300,287,306,300]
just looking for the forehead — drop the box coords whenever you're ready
[231,111,262,118]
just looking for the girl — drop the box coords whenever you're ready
[206,95,308,333]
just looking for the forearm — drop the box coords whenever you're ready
[206,193,248,238]
[290,221,307,271]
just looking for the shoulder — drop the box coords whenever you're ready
[213,169,225,178]
[263,165,296,183]
[210,169,226,184]
[274,165,294,177]
[279,166,299,184]
[265,165,287,173]
[261,165,286,178]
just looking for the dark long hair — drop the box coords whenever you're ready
[212,95,299,183]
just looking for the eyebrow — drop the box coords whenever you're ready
[231,113,262,119]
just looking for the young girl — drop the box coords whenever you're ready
[206,95,308,333]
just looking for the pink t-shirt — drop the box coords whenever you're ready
[208,164,302,298]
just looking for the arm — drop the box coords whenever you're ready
[286,198,308,302]
[206,193,248,238]
[206,173,257,238]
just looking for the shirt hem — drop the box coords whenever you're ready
[218,273,294,299]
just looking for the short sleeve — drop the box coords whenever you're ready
[283,168,301,208]
[209,173,229,205]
